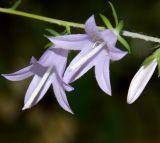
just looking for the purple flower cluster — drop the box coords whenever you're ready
[2,16,127,114]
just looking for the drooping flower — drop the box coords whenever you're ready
[127,59,157,104]
[49,15,127,95]
[2,47,73,113]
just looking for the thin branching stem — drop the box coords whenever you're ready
[0,8,160,43]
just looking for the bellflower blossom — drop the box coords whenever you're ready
[2,47,73,113]
[49,15,127,95]
[127,59,157,104]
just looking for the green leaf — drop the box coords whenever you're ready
[118,35,131,53]
[115,20,124,33]
[108,1,118,27]
[10,0,21,10]
[45,29,60,36]
[44,42,54,49]
[99,14,113,29]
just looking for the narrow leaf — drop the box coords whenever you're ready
[115,20,124,33]
[44,42,54,49]
[10,0,21,10]
[108,1,118,27]
[99,14,113,29]
[45,29,60,36]
[61,30,67,35]
[118,35,130,53]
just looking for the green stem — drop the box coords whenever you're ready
[0,8,86,29]
[0,8,160,43]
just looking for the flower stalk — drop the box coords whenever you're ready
[0,8,160,44]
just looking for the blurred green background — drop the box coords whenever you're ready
[0,0,160,143]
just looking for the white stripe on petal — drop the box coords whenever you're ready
[127,59,157,104]
[69,42,105,71]
[22,66,53,110]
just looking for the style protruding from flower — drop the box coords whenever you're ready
[2,47,73,114]
[49,15,127,96]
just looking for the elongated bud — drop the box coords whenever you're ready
[127,59,157,104]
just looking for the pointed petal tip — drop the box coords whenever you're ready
[22,105,29,111]
[1,74,12,80]
[1,74,6,78]
[86,15,95,22]
[62,104,74,114]
[22,102,32,111]
[47,37,57,44]
[47,36,52,41]
[123,52,128,58]
[127,91,139,104]
[90,15,95,20]
[108,93,112,96]
[62,103,74,114]
[107,90,112,96]
[127,97,135,104]
[68,109,74,114]
[65,86,74,92]
[30,56,37,64]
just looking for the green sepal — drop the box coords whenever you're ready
[157,58,160,77]
[66,25,71,34]
[142,55,155,66]
[142,48,160,67]
[44,42,54,49]
[118,35,131,53]
[45,29,60,36]
[99,14,113,29]
[154,48,160,77]
[108,1,118,27]
[10,0,21,10]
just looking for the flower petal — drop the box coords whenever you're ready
[85,15,102,42]
[49,34,87,41]
[63,46,96,83]
[101,30,117,45]
[108,45,128,61]
[52,73,73,114]
[127,59,157,104]
[30,62,47,77]
[63,83,74,92]
[30,56,37,64]
[95,56,111,95]
[2,65,33,81]
[55,73,74,92]
[48,35,91,50]
[24,74,52,108]
[38,48,68,76]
